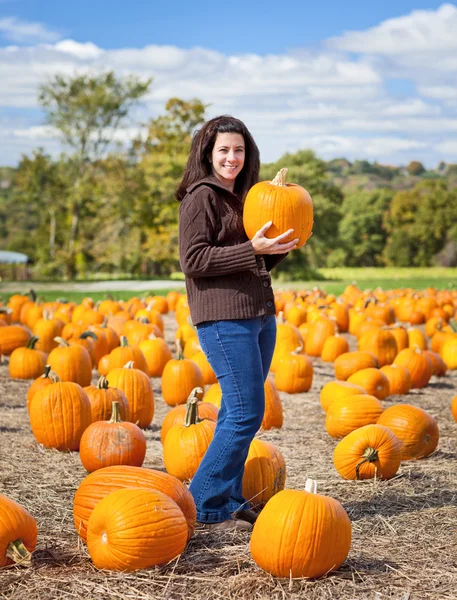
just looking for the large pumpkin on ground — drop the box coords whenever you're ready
[376,404,439,460]
[250,479,351,579]
[0,493,38,567]
[73,465,196,542]
[29,379,91,451]
[333,424,403,480]
[87,487,188,571]
[243,168,313,248]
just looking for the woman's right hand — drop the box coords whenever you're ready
[251,221,299,255]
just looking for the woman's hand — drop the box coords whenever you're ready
[251,221,299,255]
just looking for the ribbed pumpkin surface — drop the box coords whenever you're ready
[250,488,351,578]
[73,465,196,542]
[87,488,188,571]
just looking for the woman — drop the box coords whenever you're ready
[177,115,298,530]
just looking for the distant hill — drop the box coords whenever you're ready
[324,158,457,194]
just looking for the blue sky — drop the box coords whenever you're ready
[0,1,457,167]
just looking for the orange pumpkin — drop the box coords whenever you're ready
[325,394,384,439]
[333,424,402,480]
[261,377,283,430]
[319,380,367,413]
[73,465,196,542]
[274,347,313,393]
[347,368,390,400]
[163,391,216,481]
[138,335,172,377]
[0,493,38,567]
[47,336,92,387]
[243,168,313,248]
[161,341,204,406]
[379,364,412,395]
[0,325,31,356]
[105,362,154,429]
[393,347,433,388]
[334,351,379,381]
[242,438,286,509]
[84,375,130,423]
[29,378,91,451]
[87,488,188,571]
[377,404,439,460]
[8,336,47,380]
[79,401,146,472]
[160,387,218,445]
[250,479,351,579]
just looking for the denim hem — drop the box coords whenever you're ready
[196,509,232,524]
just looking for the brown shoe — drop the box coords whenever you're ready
[232,509,258,524]
[199,518,253,531]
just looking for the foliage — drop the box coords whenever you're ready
[406,160,426,176]
[1,71,456,279]
[383,179,457,266]
[329,189,394,267]
[38,71,152,278]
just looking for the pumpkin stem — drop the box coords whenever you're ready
[123,361,135,369]
[48,370,61,383]
[355,447,379,480]
[43,364,52,378]
[176,339,184,360]
[184,389,202,427]
[53,336,69,347]
[96,375,109,389]
[120,336,129,347]
[26,336,40,350]
[109,401,122,423]
[270,168,288,187]
[277,311,285,324]
[304,479,318,494]
[6,539,32,566]
[80,331,98,341]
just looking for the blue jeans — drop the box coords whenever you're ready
[190,315,276,523]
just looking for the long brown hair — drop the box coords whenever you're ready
[176,115,260,202]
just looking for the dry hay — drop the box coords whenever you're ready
[1,313,457,600]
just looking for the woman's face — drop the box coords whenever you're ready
[210,132,245,190]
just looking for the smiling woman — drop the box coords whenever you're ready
[176,115,300,531]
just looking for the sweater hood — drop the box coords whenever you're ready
[185,175,239,198]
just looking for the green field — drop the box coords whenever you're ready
[1,268,456,303]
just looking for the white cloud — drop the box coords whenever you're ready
[1,6,457,167]
[327,4,457,55]
[0,16,61,44]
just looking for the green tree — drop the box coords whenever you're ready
[133,97,207,274]
[261,150,344,277]
[331,189,393,267]
[406,160,426,176]
[38,71,151,277]
[384,179,457,266]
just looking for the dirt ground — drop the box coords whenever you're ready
[1,313,457,600]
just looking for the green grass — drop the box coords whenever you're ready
[271,268,457,297]
[1,268,456,303]
[0,289,182,304]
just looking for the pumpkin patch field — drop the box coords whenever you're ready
[1,286,457,599]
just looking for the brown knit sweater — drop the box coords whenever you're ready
[178,176,287,325]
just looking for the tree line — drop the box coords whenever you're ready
[1,71,457,280]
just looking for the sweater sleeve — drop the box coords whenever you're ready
[179,189,258,278]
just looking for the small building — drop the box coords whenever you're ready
[0,251,31,281]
